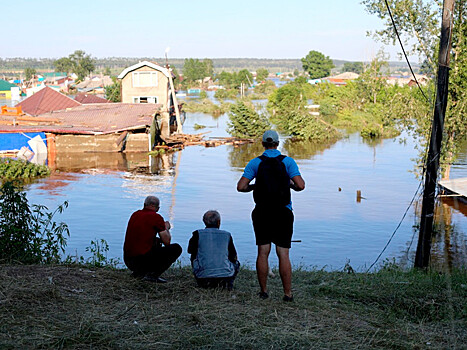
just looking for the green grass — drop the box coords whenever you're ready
[0,264,466,349]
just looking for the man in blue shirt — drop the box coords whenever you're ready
[237,130,305,302]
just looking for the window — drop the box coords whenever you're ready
[132,71,158,87]
[133,96,158,104]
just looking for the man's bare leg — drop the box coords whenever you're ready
[276,246,292,297]
[256,244,271,293]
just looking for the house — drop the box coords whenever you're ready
[118,61,172,108]
[118,61,183,138]
[16,86,81,116]
[0,79,18,99]
[74,93,109,104]
[75,75,113,93]
[0,103,163,167]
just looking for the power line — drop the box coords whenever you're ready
[383,0,430,103]
[366,180,423,272]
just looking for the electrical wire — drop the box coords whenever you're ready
[383,0,430,103]
[366,180,423,272]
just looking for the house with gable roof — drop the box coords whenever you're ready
[118,61,172,108]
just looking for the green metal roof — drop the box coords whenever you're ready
[42,72,67,77]
[0,79,17,91]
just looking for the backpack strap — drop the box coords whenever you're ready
[258,154,286,162]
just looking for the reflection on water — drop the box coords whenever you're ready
[24,111,467,271]
[282,138,338,160]
[228,142,265,169]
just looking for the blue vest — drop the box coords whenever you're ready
[192,228,235,279]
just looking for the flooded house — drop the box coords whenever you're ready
[0,86,163,170]
[118,60,184,138]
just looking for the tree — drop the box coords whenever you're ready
[183,58,213,83]
[236,69,253,87]
[69,50,95,81]
[362,0,467,178]
[256,68,269,82]
[54,57,73,74]
[24,68,36,80]
[105,79,121,102]
[227,101,270,138]
[342,62,364,74]
[54,50,95,81]
[301,50,335,79]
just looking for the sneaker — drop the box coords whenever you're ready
[282,295,294,302]
[143,275,167,283]
[258,291,269,300]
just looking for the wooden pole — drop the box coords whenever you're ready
[167,68,183,134]
[415,0,455,269]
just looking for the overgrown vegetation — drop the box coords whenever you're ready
[0,182,69,264]
[227,100,270,138]
[0,158,50,181]
[182,99,232,115]
[0,264,465,349]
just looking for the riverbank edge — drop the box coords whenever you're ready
[1,264,466,349]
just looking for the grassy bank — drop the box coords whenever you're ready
[0,265,466,349]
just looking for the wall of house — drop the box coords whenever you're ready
[121,66,169,109]
[53,133,150,153]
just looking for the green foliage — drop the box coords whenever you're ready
[85,239,119,268]
[54,50,95,81]
[199,90,208,99]
[301,50,335,79]
[183,99,231,116]
[253,80,277,95]
[0,158,50,181]
[227,101,270,138]
[0,182,69,264]
[183,58,213,83]
[214,88,238,100]
[363,0,467,176]
[215,70,253,89]
[255,68,269,82]
[342,61,364,74]
[104,79,121,102]
[24,67,36,80]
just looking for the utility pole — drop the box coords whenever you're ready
[415,0,455,269]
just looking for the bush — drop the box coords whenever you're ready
[227,101,270,138]
[0,158,50,181]
[0,182,69,264]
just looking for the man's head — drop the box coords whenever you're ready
[203,210,221,228]
[144,196,160,211]
[262,130,279,149]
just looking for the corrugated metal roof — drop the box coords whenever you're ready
[75,93,109,104]
[0,103,162,135]
[16,86,81,116]
[0,79,17,91]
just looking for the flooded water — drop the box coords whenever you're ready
[23,110,467,271]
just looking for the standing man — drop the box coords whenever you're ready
[123,196,182,283]
[237,130,305,301]
[188,210,240,290]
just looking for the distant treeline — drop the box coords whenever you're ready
[0,57,418,75]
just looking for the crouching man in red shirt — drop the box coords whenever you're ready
[123,196,182,283]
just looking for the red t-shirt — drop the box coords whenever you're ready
[123,208,166,257]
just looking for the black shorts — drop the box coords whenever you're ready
[252,206,294,248]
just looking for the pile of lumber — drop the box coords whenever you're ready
[162,133,255,148]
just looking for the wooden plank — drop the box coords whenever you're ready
[439,177,467,202]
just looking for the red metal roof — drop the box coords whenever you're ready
[16,87,81,116]
[75,93,109,104]
[0,103,162,135]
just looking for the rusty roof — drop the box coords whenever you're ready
[0,103,162,135]
[75,93,109,104]
[16,86,81,116]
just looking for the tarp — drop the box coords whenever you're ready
[0,132,47,152]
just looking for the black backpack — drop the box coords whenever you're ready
[253,155,291,207]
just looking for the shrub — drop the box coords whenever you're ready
[0,158,50,181]
[227,101,270,138]
[0,182,69,264]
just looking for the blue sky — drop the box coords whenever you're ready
[4,0,405,61]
